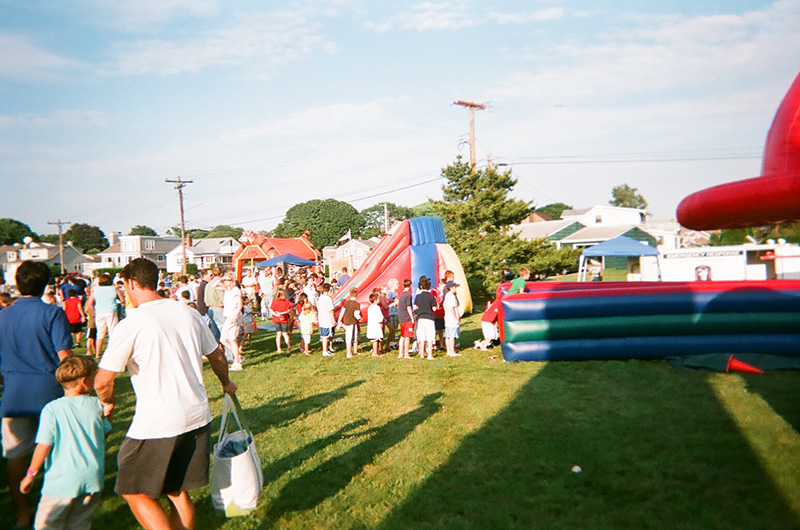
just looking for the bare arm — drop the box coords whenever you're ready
[94,368,117,420]
[57,349,73,361]
[19,443,53,494]
[206,345,237,396]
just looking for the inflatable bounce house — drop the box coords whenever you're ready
[501,70,800,363]
[332,217,472,316]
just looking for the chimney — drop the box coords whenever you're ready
[109,231,120,246]
[186,235,193,247]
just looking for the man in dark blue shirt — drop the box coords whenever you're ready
[0,261,73,528]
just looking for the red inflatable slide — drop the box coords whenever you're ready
[677,71,800,230]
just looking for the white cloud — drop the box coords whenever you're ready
[366,3,567,32]
[366,2,477,33]
[0,110,107,129]
[490,1,800,103]
[0,33,81,81]
[224,100,394,140]
[102,9,337,77]
[79,0,219,32]
[488,8,565,25]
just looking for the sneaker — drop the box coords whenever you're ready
[322,352,334,357]
[230,363,243,371]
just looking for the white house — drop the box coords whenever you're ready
[96,233,180,271]
[165,237,238,273]
[561,205,648,226]
[1,239,86,285]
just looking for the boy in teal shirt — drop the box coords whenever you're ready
[21,355,110,530]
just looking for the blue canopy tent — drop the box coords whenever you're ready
[257,253,319,268]
[578,236,661,281]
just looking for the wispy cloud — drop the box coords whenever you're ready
[224,100,395,141]
[0,110,107,129]
[79,0,220,32]
[0,33,82,81]
[102,9,337,77]
[490,1,800,103]
[366,2,568,32]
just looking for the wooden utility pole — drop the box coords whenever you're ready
[165,177,193,274]
[47,219,71,275]
[453,100,487,168]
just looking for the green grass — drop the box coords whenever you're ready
[2,314,799,529]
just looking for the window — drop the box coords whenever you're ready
[145,240,155,250]
[595,215,602,224]
[156,254,165,262]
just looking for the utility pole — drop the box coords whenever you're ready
[453,100,487,168]
[165,177,193,275]
[47,219,71,275]
[383,202,389,234]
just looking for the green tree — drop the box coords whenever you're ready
[410,202,437,218]
[64,223,108,252]
[430,158,577,299]
[165,227,210,239]
[274,199,362,249]
[0,218,36,245]
[129,225,158,236]
[360,202,413,238]
[610,184,648,209]
[206,225,243,239]
[535,202,573,220]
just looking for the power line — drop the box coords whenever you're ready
[165,177,193,274]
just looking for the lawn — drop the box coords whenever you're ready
[2,313,799,529]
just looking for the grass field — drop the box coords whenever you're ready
[2,313,799,529]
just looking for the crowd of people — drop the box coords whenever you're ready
[0,259,504,529]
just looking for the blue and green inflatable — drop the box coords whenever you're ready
[499,280,800,362]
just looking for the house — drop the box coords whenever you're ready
[1,239,86,285]
[95,233,181,272]
[510,220,585,249]
[558,225,658,249]
[561,205,648,226]
[165,237,238,273]
[325,238,380,276]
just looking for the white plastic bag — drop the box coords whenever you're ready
[210,394,263,516]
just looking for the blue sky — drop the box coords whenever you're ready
[2,1,799,238]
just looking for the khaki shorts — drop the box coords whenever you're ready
[35,493,101,530]
[1,416,38,459]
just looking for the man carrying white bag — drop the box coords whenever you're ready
[211,394,264,516]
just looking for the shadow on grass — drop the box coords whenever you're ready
[237,380,366,435]
[259,392,444,527]
[743,372,800,433]
[374,362,798,530]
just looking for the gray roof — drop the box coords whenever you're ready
[189,237,237,254]
[511,220,576,240]
[560,224,636,243]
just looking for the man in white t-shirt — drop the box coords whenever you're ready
[94,258,236,530]
[443,289,461,357]
[316,282,336,357]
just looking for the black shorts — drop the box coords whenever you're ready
[434,317,445,331]
[69,322,84,333]
[115,424,210,498]
[274,322,290,333]
[87,327,97,339]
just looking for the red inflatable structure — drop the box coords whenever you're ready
[677,71,800,229]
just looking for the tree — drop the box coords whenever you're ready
[129,225,158,236]
[410,202,437,218]
[0,218,36,245]
[274,199,362,249]
[165,226,209,239]
[610,184,648,209]
[535,202,573,220]
[430,158,577,299]
[360,202,413,238]
[206,225,243,239]
[64,224,108,252]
